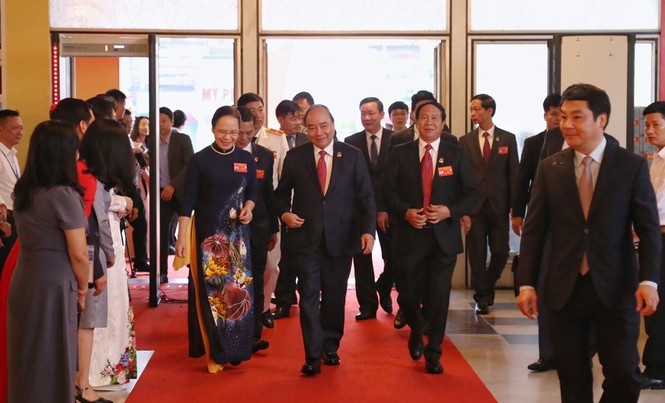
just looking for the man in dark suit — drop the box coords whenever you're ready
[274,105,376,376]
[383,101,479,374]
[640,101,665,390]
[517,83,661,402]
[460,93,519,315]
[345,97,393,320]
[237,106,278,353]
[158,106,194,283]
[511,93,562,372]
[271,100,310,321]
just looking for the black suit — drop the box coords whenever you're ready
[459,127,519,306]
[273,133,310,309]
[344,128,393,315]
[517,140,661,402]
[383,138,479,362]
[159,131,194,280]
[275,141,376,360]
[247,144,278,340]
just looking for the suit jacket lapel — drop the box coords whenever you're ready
[468,129,484,166]
[558,149,585,219]
[303,143,321,194]
[378,128,391,166]
[490,128,502,163]
[327,141,343,194]
[407,141,424,200]
[588,142,616,218]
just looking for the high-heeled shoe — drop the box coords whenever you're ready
[75,385,113,403]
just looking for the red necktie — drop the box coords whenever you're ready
[579,155,593,275]
[317,150,327,193]
[421,144,433,208]
[482,132,491,166]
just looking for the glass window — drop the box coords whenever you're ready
[50,0,239,31]
[120,37,236,152]
[265,38,442,138]
[470,0,659,32]
[262,0,447,32]
[634,41,656,108]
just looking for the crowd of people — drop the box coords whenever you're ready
[2,83,665,402]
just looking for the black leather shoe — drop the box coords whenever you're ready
[355,311,376,321]
[641,376,665,390]
[273,306,290,319]
[527,358,555,372]
[394,309,406,329]
[160,274,168,284]
[301,360,321,375]
[408,331,424,361]
[168,245,176,255]
[252,339,269,353]
[425,359,444,374]
[262,311,275,328]
[133,259,151,272]
[378,290,393,314]
[322,351,340,365]
[474,303,489,315]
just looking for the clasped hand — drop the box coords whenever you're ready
[405,205,451,229]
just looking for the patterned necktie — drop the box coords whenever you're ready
[482,132,491,166]
[370,135,379,169]
[579,155,593,275]
[317,150,327,193]
[421,144,433,208]
[287,135,296,149]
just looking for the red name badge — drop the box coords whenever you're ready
[438,166,454,176]
[499,146,509,155]
[257,169,265,179]
[233,163,248,173]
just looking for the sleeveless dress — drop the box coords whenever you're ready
[180,145,258,369]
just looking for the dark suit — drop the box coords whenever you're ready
[273,132,310,309]
[459,127,519,306]
[247,144,278,339]
[517,140,661,402]
[344,127,393,315]
[275,141,376,360]
[159,131,194,280]
[383,138,479,362]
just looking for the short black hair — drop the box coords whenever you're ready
[275,100,301,119]
[237,93,264,108]
[359,97,384,113]
[643,101,665,117]
[159,106,173,121]
[173,109,186,127]
[105,89,127,102]
[292,91,314,106]
[471,93,496,117]
[211,105,240,128]
[0,109,20,124]
[50,98,93,127]
[543,93,562,112]
[86,95,116,120]
[415,101,446,122]
[411,91,436,110]
[388,101,408,115]
[237,106,255,124]
[561,83,611,126]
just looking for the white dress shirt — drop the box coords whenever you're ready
[418,137,440,175]
[314,142,334,193]
[477,126,495,153]
[0,143,20,209]
[650,146,665,225]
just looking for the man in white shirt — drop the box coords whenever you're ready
[0,109,23,275]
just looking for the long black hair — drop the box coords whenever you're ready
[13,120,82,212]
[78,119,136,192]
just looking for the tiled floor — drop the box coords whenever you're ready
[98,282,664,402]
[448,288,664,402]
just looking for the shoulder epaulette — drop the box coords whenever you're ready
[265,127,284,136]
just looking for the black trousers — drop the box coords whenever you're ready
[642,234,665,379]
[374,228,396,300]
[395,229,455,362]
[296,241,352,361]
[159,195,180,279]
[274,246,298,309]
[548,274,641,403]
[467,206,510,306]
[250,232,269,340]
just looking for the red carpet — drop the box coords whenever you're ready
[127,284,496,403]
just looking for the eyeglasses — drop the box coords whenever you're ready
[218,130,239,136]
